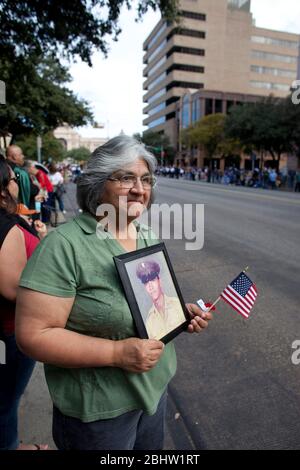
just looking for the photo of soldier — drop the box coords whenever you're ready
[136,260,186,340]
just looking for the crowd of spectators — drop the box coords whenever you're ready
[157,165,300,192]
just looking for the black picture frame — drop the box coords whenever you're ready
[114,242,190,344]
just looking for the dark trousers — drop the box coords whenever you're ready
[0,333,35,450]
[53,389,168,450]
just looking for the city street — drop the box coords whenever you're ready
[2,0,300,455]
[20,179,300,450]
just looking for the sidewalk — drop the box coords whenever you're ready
[18,183,192,450]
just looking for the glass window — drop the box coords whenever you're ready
[250,81,290,91]
[205,98,213,115]
[167,46,205,58]
[148,72,167,91]
[166,81,204,91]
[148,56,166,77]
[166,112,176,121]
[148,116,166,128]
[182,94,190,129]
[148,102,166,116]
[250,65,296,78]
[147,88,166,104]
[180,10,206,21]
[167,28,206,41]
[148,39,167,63]
[252,50,297,64]
[215,99,223,114]
[148,23,167,50]
[167,64,204,74]
[251,35,298,49]
[191,99,201,123]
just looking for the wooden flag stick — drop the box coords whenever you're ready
[206,296,221,313]
[206,266,250,313]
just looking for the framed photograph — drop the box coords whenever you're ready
[114,243,190,344]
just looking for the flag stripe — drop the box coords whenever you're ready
[230,285,256,308]
[223,289,250,315]
[248,286,257,300]
[249,285,257,295]
[223,289,251,315]
[227,285,253,310]
[222,289,250,315]
[221,293,249,318]
[221,272,257,319]
[251,284,258,294]
[247,291,256,302]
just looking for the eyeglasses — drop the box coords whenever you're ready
[107,174,156,189]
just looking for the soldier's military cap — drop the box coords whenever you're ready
[136,260,160,284]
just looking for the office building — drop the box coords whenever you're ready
[143,0,300,162]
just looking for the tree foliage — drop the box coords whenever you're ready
[0,1,179,141]
[15,131,66,161]
[189,114,226,158]
[134,131,176,163]
[66,146,91,162]
[182,114,241,167]
[0,0,179,66]
[225,96,300,168]
[0,54,93,139]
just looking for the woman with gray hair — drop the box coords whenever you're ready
[15,135,211,450]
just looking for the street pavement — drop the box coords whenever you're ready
[19,178,300,450]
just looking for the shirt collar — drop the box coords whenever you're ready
[73,212,98,234]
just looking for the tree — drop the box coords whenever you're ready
[281,93,300,162]
[136,131,176,164]
[188,114,227,169]
[0,54,93,140]
[0,0,179,66]
[0,1,179,141]
[16,131,66,161]
[66,147,91,162]
[225,97,297,169]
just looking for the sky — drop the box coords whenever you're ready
[69,0,300,139]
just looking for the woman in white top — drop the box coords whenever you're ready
[49,164,66,213]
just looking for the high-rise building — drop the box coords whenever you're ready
[143,0,300,150]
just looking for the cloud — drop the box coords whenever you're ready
[69,6,160,138]
[70,1,299,139]
[251,0,300,33]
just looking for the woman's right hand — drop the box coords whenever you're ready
[34,220,47,239]
[113,338,165,373]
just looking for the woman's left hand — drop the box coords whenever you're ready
[185,303,212,334]
[34,220,47,239]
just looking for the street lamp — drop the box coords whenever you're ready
[0,80,5,105]
[37,135,42,163]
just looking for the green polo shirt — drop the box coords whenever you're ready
[19,212,177,422]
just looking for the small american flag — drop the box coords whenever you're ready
[221,272,257,319]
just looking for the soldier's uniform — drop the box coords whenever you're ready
[136,261,186,340]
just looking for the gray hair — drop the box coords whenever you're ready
[76,135,157,215]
